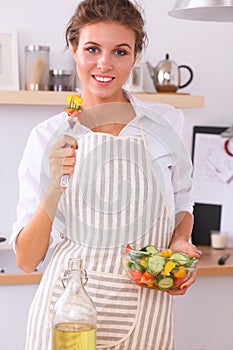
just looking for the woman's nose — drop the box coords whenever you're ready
[97,54,112,70]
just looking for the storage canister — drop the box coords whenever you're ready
[49,69,74,91]
[25,45,50,91]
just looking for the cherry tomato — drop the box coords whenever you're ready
[130,269,143,283]
[140,271,155,285]
[125,244,133,254]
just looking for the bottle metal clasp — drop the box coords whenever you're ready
[61,268,88,288]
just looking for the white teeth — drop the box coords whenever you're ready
[95,76,112,82]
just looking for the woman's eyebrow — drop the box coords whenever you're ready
[115,43,133,50]
[84,41,132,50]
[84,41,100,46]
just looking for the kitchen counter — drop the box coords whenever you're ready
[0,271,42,285]
[1,245,233,285]
[196,245,233,276]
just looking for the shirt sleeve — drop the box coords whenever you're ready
[142,101,184,136]
[140,104,194,218]
[10,125,65,251]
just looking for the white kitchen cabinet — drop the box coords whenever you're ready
[174,275,233,350]
[0,250,51,350]
[0,283,37,350]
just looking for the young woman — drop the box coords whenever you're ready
[11,0,200,349]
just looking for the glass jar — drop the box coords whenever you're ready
[52,259,96,350]
[25,45,50,91]
[49,69,74,91]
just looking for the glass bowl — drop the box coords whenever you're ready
[121,244,198,291]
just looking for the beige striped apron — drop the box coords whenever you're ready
[26,132,175,350]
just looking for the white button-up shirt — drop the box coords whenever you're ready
[10,94,193,248]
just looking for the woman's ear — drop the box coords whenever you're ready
[132,54,138,68]
[72,47,77,61]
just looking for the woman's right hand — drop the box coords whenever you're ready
[15,134,78,273]
[48,134,78,191]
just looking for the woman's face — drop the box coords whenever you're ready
[72,21,136,103]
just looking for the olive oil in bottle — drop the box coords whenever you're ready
[52,322,96,350]
[52,259,96,350]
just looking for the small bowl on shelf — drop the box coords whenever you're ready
[121,244,198,291]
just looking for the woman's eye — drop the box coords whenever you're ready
[115,49,126,56]
[87,47,98,53]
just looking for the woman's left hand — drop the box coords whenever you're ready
[167,239,201,296]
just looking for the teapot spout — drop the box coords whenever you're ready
[146,61,155,79]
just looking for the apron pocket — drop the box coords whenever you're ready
[86,270,141,349]
[47,266,141,349]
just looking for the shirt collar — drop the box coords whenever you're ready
[63,90,165,136]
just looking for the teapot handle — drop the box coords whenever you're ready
[178,65,193,89]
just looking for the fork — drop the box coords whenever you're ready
[60,94,82,188]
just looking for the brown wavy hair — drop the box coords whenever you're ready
[65,0,147,57]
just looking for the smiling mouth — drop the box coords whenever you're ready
[93,75,115,83]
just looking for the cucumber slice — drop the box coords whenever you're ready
[189,257,198,267]
[128,261,146,273]
[146,255,165,275]
[158,276,174,290]
[128,252,141,263]
[139,245,159,255]
[129,250,148,259]
[169,252,191,266]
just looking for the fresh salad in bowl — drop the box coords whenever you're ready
[122,244,198,291]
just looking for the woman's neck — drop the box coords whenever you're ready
[81,89,128,109]
[91,122,126,136]
[79,97,135,136]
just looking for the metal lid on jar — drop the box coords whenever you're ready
[25,45,50,52]
[50,69,72,76]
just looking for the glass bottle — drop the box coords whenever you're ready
[52,258,96,350]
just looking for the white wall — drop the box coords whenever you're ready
[143,1,233,149]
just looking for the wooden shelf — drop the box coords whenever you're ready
[134,93,204,109]
[0,90,204,109]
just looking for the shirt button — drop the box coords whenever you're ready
[60,232,65,239]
